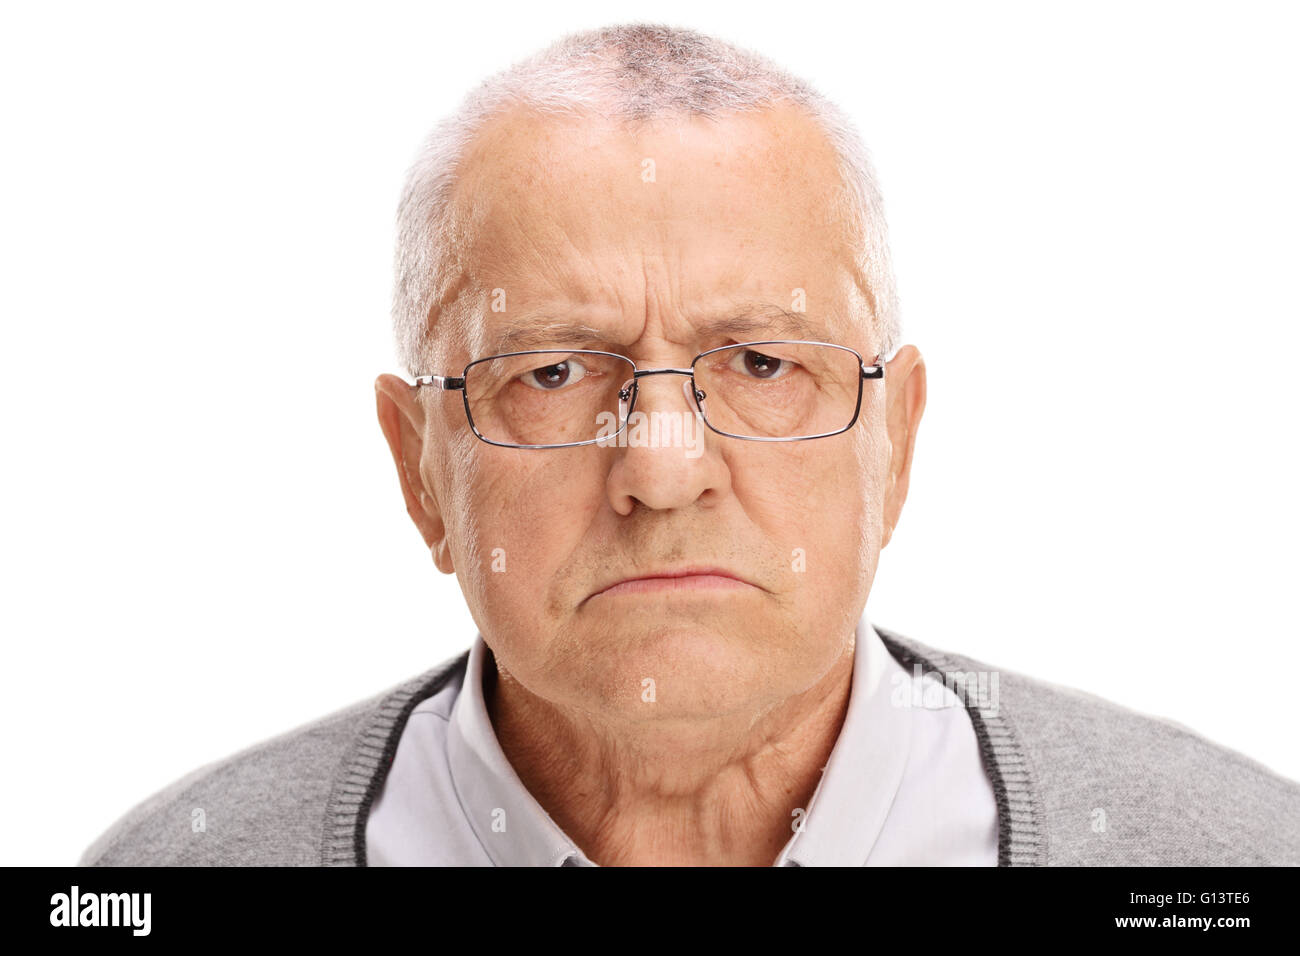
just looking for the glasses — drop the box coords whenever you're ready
[410,340,886,449]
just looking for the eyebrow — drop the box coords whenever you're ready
[693,306,830,343]
[485,304,830,354]
[488,320,612,354]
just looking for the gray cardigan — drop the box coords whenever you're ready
[77,625,1300,866]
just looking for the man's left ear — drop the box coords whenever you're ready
[880,345,927,550]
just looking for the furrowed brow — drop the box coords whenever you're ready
[483,304,831,355]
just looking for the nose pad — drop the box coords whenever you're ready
[683,377,706,418]
[618,379,636,425]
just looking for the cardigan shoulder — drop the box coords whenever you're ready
[77,652,469,866]
[875,625,1300,866]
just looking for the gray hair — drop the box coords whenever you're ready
[392,22,900,376]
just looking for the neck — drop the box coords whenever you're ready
[485,642,855,866]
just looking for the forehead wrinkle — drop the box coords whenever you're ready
[446,106,866,360]
[478,299,845,358]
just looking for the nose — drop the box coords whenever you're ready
[605,370,727,515]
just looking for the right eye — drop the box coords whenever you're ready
[519,357,589,390]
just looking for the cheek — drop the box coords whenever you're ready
[732,435,876,516]
[454,455,602,622]
[728,437,879,577]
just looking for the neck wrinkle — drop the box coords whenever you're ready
[485,639,855,866]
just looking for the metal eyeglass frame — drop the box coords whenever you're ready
[410,339,887,450]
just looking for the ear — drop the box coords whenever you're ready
[880,346,927,550]
[374,373,455,574]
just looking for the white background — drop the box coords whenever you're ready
[2,1,1297,866]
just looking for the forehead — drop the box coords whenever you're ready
[445,101,870,353]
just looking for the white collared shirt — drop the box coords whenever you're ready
[366,611,999,865]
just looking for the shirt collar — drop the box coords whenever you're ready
[446,636,592,866]
[773,610,913,866]
[446,609,910,867]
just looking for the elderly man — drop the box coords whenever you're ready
[80,23,1299,867]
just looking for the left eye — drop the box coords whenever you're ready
[730,349,794,380]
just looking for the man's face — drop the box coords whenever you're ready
[379,103,922,721]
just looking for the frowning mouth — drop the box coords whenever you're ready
[583,566,760,604]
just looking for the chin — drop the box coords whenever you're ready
[564,622,800,719]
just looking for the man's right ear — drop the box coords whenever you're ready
[374,374,454,574]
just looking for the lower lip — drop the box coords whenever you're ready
[590,574,754,599]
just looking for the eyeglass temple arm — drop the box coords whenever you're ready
[412,375,465,390]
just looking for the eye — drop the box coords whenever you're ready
[729,348,795,380]
[519,357,589,390]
